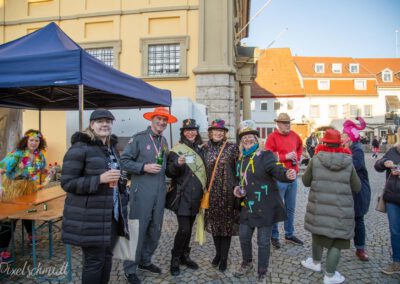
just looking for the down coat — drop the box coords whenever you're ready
[302,146,361,240]
[61,132,129,247]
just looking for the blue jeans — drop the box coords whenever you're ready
[272,179,297,239]
[239,223,272,274]
[354,215,366,249]
[386,202,400,262]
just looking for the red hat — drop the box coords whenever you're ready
[321,129,341,144]
[143,107,177,124]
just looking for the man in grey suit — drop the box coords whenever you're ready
[122,107,177,284]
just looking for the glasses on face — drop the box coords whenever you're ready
[184,129,197,133]
[241,136,256,142]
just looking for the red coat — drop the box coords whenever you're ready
[265,129,302,173]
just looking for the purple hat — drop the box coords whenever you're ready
[208,119,228,132]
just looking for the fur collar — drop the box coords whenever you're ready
[71,132,118,146]
[315,144,352,155]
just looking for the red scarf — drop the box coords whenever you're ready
[314,144,352,156]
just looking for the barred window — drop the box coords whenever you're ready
[86,47,114,67]
[148,44,180,76]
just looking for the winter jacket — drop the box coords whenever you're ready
[61,132,129,247]
[237,150,290,227]
[374,146,400,205]
[302,145,361,240]
[350,142,371,217]
[166,139,206,216]
[265,129,303,173]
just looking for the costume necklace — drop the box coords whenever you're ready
[239,152,256,187]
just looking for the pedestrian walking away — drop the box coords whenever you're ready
[342,117,372,261]
[121,107,177,284]
[301,128,361,284]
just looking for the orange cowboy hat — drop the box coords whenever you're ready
[143,107,177,124]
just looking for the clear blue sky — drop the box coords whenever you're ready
[241,0,400,58]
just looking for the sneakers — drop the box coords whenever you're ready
[256,273,267,284]
[125,273,141,284]
[355,249,369,261]
[234,262,254,278]
[137,263,162,274]
[285,235,304,245]
[301,257,321,272]
[381,261,400,275]
[0,251,13,264]
[323,271,345,284]
[271,238,281,249]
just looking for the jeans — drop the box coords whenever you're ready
[239,223,272,274]
[81,218,118,284]
[172,215,196,257]
[272,179,298,239]
[354,215,366,249]
[386,202,400,262]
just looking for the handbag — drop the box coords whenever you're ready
[165,175,191,212]
[375,193,386,213]
[113,219,139,261]
[200,142,227,209]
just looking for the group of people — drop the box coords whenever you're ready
[1,109,399,284]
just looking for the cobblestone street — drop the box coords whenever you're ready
[2,153,400,283]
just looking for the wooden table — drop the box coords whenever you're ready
[0,203,30,220]
[8,195,71,282]
[3,185,66,206]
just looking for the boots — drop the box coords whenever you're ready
[212,236,222,267]
[180,248,199,270]
[356,249,369,261]
[170,250,180,276]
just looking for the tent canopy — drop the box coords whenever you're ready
[0,22,171,109]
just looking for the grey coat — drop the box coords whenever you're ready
[302,151,361,240]
[120,126,168,219]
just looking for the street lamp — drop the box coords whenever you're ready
[396,29,399,58]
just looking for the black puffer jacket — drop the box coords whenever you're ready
[61,132,129,247]
[166,139,206,216]
[374,146,400,205]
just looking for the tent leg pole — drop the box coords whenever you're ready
[38,110,42,132]
[79,84,84,131]
[169,107,173,146]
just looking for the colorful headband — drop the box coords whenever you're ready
[25,132,42,139]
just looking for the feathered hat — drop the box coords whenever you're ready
[342,116,366,142]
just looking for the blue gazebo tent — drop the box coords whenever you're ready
[0,22,171,129]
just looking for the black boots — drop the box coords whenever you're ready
[212,236,231,272]
[170,250,180,276]
[180,248,199,270]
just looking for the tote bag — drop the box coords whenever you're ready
[113,219,139,261]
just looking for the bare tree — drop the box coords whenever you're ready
[0,108,22,159]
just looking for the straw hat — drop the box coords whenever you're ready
[274,113,293,123]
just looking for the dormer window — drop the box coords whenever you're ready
[349,63,359,73]
[382,69,393,82]
[315,63,325,73]
[332,63,342,73]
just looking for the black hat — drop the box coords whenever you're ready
[90,109,115,121]
[180,119,199,131]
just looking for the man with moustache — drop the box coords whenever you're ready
[122,107,177,284]
[265,113,303,249]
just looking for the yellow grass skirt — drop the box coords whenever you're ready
[1,177,37,202]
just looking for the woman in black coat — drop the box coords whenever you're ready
[61,109,129,284]
[166,119,207,276]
